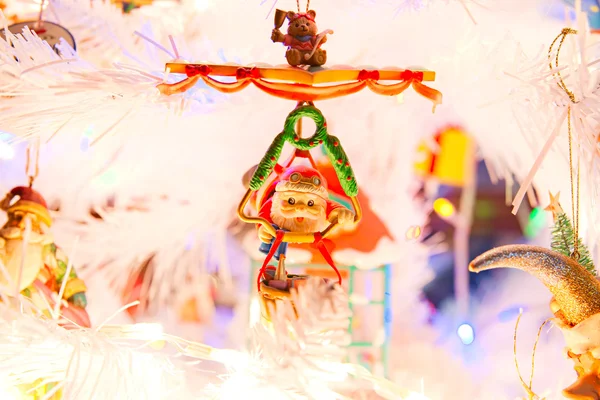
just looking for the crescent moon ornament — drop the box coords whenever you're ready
[469,245,600,327]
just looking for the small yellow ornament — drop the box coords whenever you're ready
[0,186,91,328]
[414,127,475,188]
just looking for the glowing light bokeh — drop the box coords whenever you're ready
[433,198,455,218]
[457,323,475,345]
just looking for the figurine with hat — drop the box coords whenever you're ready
[0,185,90,328]
[256,165,355,282]
[238,104,362,322]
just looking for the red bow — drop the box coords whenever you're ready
[400,70,424,82]
[236,67,260,80]
[358,69,380,81]
[311,232,342,286]
[185,64,212,77]
[290,13,315,23]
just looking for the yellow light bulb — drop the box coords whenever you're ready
[433,198,455,218]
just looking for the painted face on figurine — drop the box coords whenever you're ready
[286,10,318,38]
[0,211,48,242]
[271,191,327,233]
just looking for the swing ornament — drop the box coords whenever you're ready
[237,105,362,321]
[158,63,441,110]
[159,0,442,323]
[157,3,441,110]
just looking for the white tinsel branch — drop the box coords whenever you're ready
[217,279,429,399]
[0,303,210,399]
[501,4,600,258]
[0,282,427,400]
[3,0,211,68]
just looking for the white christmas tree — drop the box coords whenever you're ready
[0,0,597,398]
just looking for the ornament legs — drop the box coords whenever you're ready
[275,254,286,281]
[286,49,303,66]
[306,49,326,66]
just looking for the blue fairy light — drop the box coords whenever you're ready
[457,323,475,345]
[80,137,90,152]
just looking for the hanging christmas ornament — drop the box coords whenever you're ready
[271,1,333,67]
[0,144,90,329]
[413,126,476,188]
[470,28,600,399]
[0,0,76,53]
[470,245,600,326]
[154,0,440,327]
[1,21,76,52]
[238,104,361,322]
[243,149,395,270]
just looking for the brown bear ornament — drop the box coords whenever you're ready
[271,9,332,67]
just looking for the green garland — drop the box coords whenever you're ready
[249,106,358,197]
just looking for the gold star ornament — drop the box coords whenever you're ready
[544,191,564,221]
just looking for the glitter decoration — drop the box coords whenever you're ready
[469,245,600,327]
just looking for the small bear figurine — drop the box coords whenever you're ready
[271,9,331,67]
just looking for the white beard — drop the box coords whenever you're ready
[0,239,46,292]
[0,225,54,293]
[0,226,50,243]
[271,200,325,233]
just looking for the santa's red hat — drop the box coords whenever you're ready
[275,165,328,199]
[1,186,52,227]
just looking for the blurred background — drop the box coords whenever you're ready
[1,0,599,398]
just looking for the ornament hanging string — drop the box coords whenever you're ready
[514,312,536,399]
[547,27,581,261]
[529,317,551,390]
[567,107,580,260]
[548,28,577,103]
[296,0,310,12]
[26,139,40,188]
[35,0,45,30]
[513,311,551,399]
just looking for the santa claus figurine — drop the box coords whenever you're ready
[257,166,355,280]
[0,186,90,328]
